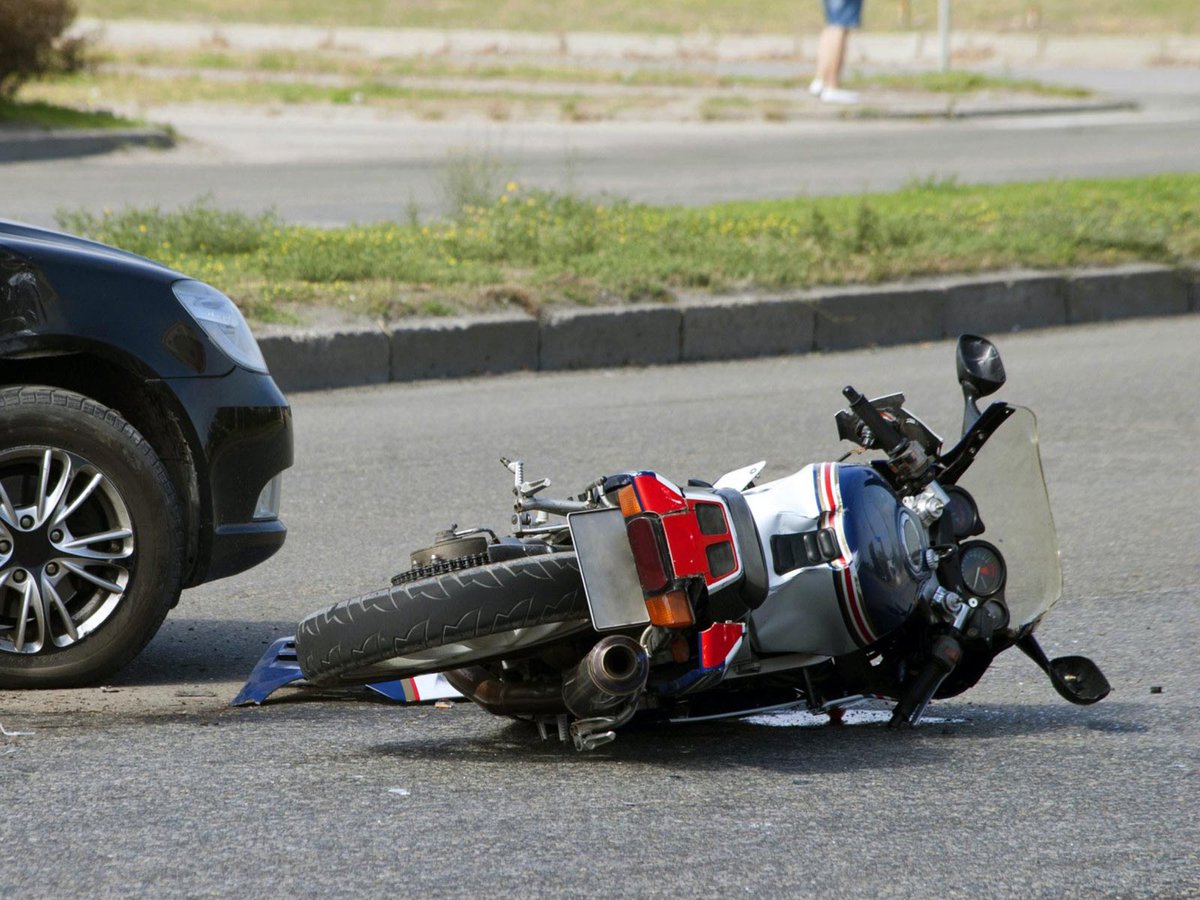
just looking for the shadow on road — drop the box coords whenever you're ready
[109,616,301,686]
[359,700,1150,774]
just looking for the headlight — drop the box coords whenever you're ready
[172,280,267,373]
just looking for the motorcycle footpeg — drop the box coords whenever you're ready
[570,717,619,751]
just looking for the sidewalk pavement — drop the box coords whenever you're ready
[254,263,1200,392]
[74,19,1200,70]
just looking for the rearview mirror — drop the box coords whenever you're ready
[956,334,1006,433]
[956,334,1006,398]
[1018,634,1112,706]
[1048,655,1112,705]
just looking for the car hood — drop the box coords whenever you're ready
[0,219,183,282]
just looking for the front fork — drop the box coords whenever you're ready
[889,580,976,727]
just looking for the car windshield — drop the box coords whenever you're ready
[955,406,1062,633]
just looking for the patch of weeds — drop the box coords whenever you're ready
[56,195,280,256]
[438,150,514,219]
[419,299,457,316]
[481,284,538,315]
[904,173,961,192]
[698,95,754,121]
[852,70,1092,98]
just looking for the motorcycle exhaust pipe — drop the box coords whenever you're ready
[444,666,565,716]
[562,635,650,719]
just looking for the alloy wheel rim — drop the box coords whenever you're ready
[0,447,135,655]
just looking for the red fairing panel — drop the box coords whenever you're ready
[628,474,741,590]
[630,473,688,514]
[699,622,746,669]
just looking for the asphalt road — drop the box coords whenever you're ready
[3,68,1200,226]
[1,317,1198,896]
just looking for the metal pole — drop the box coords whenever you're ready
[938,0,951,72]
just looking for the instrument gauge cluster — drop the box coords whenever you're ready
[958,541,1006,598]
[944,486,984,539]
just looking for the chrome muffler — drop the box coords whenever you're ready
[561,634,649,719]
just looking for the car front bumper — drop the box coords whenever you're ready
[163,367,294,586]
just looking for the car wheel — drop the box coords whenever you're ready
[0,386,183,687]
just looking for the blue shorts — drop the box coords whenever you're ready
[823,0,863,27]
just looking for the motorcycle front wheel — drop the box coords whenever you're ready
[295,553,590,686]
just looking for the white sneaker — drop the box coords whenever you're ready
[820,86,860,105]
[808,78,824,96]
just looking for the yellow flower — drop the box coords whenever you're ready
[506,181,519,193]
[138,224,147,233]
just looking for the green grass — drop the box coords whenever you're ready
[99,46,1097,98]
[20,71,601,121]
[54,176,1200,326]
[19,65,1091,126]
[0,98,139,130]
[24,70,579,106]
[104,45,795,89]
[850,70,1091,98]
[76,0,1198,35]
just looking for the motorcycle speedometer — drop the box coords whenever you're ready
[959,541,1006,598]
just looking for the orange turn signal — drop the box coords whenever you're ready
[645,589,694,628]
[618,485,642,517]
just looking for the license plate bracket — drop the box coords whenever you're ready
[568,508,650,632]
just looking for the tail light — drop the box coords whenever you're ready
[625,516,671,593]
[625,514,695,627]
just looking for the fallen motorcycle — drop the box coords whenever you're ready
[238,334,1109,750]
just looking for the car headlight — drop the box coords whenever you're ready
[172,280,267,373]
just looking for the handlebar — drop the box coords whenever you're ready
[842,386,905,454]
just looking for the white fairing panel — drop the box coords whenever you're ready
[742,465,861,657]
[713,460,766,491]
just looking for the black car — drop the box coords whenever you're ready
[0,220,292,687]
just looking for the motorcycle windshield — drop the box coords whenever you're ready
[955,406,1062,633]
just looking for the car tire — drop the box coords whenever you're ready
[0,386,183,688]
[297,553,589,686]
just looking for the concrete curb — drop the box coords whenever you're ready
[0,126,174,163]
[256,263,1198,392]
[390,313,539,380]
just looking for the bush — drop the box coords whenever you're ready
[0,0,87,100]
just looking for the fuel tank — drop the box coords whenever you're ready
[744,463,926,656]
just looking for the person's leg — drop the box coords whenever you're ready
[816,25,849,88]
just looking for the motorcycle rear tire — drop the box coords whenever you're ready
[296,553,589,686]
